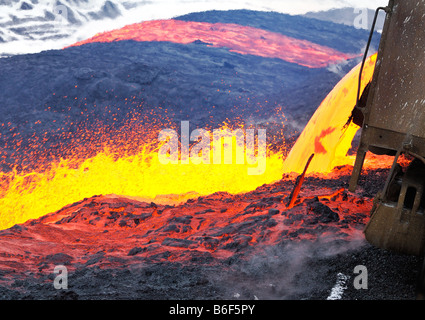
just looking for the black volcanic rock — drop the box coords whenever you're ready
[128,247,143,256]
[176,9,379,54]
[44,252,74,265]
[19,1,32,10]
[0,10,377,171]
[307,197,340,223]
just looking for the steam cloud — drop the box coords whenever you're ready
[212,232,366,300]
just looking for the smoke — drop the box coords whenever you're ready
[215,233,366,300]
[327,59,356,78]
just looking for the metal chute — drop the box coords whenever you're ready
[349,0,425,257]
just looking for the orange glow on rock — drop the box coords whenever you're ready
[67,19,356,69]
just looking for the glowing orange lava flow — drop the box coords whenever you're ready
[68,19,356,68]
[0,55,377,231]
[283,53,378,174]
[0,120,286,230]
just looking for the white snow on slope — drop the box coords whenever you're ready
[0,0,388,57]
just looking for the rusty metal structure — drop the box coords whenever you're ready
[348,0,425,297]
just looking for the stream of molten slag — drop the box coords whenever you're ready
[67,19,356,69]
[0,55,378,230]
[0,120,286,230]
[283,53,378,174]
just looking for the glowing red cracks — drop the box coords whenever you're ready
[67,19,355,69]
